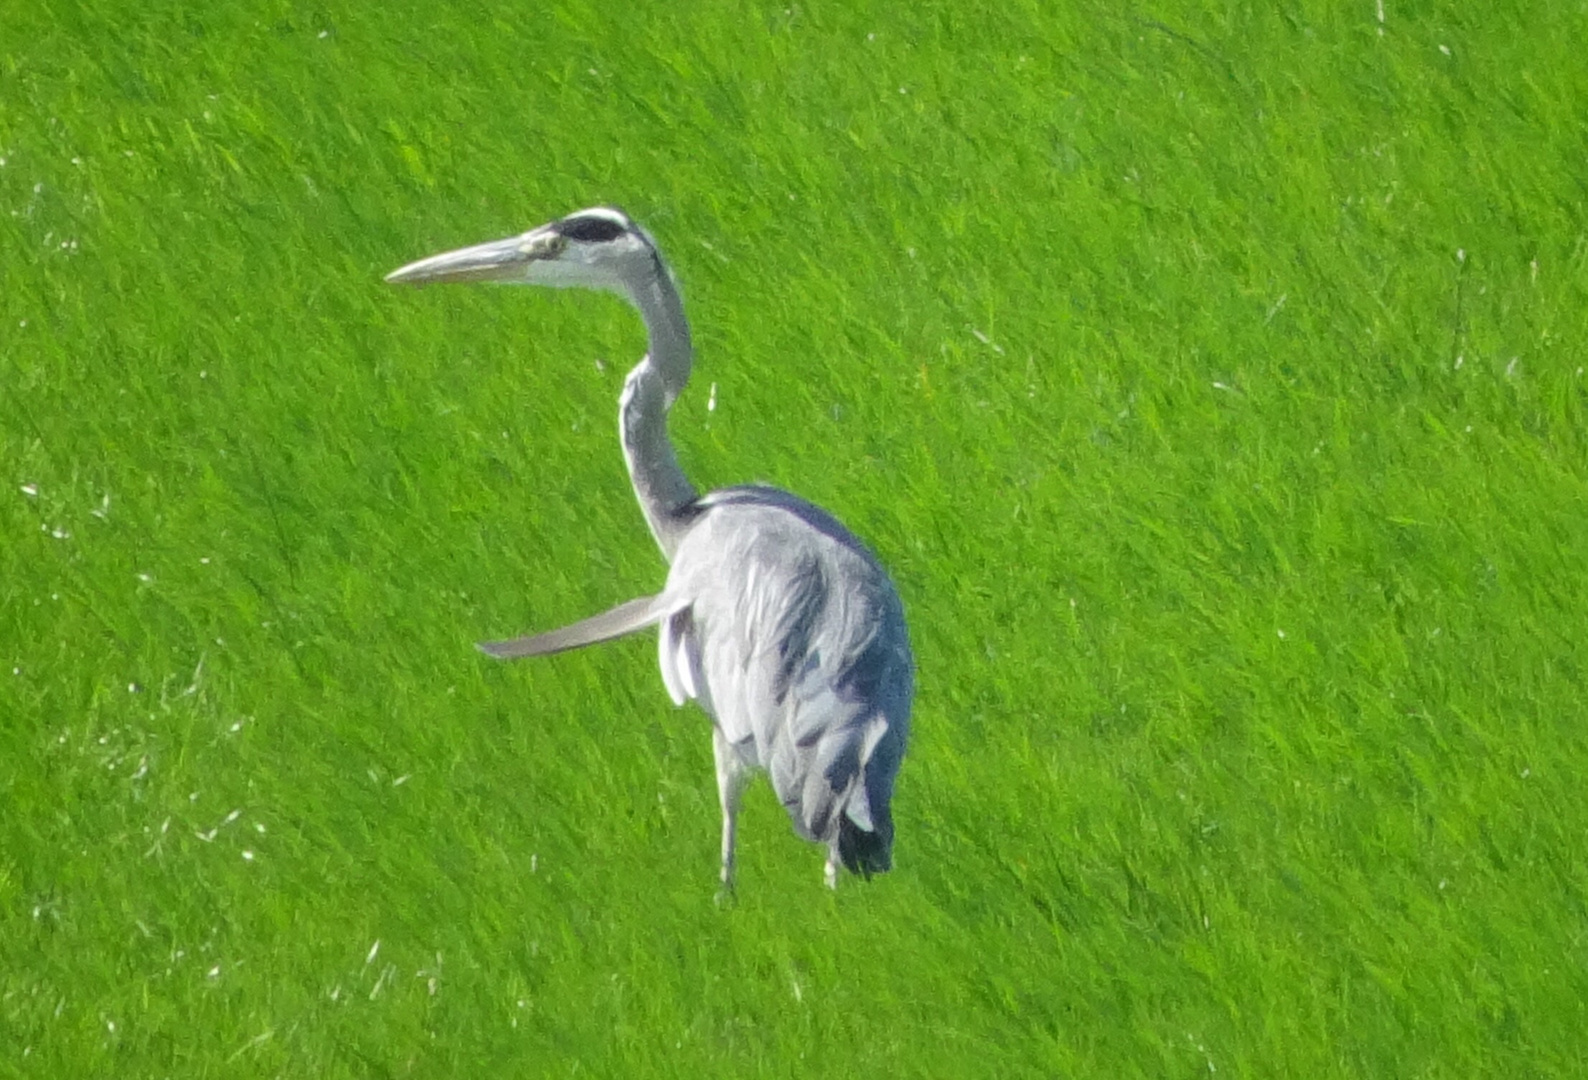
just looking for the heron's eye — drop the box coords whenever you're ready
[555,214,629,243]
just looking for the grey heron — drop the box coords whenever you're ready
[386,207,912,890]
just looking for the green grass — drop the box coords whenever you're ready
[4,0,1587,1074]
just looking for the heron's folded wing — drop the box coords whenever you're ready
[765,681,888,843]
[478,593,672,660]
[659,605,707,707]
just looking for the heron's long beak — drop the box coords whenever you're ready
[384,228,566,286]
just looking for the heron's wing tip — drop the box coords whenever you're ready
[475,593,674,662]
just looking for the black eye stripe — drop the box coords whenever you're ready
[554,214,629,243]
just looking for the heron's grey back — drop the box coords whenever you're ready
[663,486,912,860]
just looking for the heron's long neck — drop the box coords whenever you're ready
[620,271,698,562]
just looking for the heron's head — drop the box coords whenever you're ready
[384,206,666,297]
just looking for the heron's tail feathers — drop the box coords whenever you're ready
[478,593,677,660]
[831,714,896,877]
[837,814,892,878]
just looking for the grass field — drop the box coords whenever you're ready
[4,0,1587,1074]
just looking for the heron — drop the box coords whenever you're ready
[386,206,912,890]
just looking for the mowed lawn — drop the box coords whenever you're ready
[3,1,1586,1075]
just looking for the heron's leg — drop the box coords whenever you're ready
[824,846,839,890]
[712,726,749,890]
